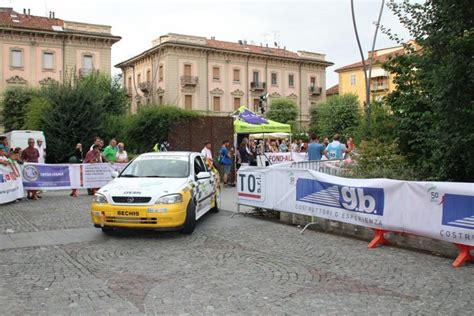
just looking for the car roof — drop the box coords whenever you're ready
[139,151,196,158]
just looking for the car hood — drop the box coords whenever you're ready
[99,177,190,205]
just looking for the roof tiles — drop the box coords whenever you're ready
[0,9,64,31]
[335,48,404,72]
[206,39,300,59]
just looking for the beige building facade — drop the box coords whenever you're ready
[0,7,120,96]
[116,33,333,125]
[335,44,414,105]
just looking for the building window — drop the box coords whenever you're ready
[233,68,240,82]
[82,54,93,72]
[128,76,132,93]
[252,71,259,83]
[10,49,23,68]
[271,72,278,86]
[310,76,316,87]
[288,74,294,87]
[184,64,192,76]
[185,95,192,110]
[212,67,220,80]
[146,69,151,82]
[42,52,54,70]
[253,98,260,112]
[213,96,221,111]
[350,74,356,86]
[159,95,163,105]
[159,65,164,81]
[234,97,241,110]
[137,73,141,84]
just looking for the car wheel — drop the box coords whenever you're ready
[210,190,220,213]
[181,200,196,234]
[101,227,114,234]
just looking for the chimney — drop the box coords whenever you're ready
[48,11,51,18]
[211,36,215,40]
[243,40,247,45]
[28,9,30,16]
[23,8,26,14]
[266,43,268,48]
[52,11,55,19]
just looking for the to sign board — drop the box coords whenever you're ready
[237,172,265,202]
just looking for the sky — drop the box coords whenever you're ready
[1,0,413,87]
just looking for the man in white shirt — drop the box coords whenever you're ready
[35,139,46,164]
[201,141,213,165]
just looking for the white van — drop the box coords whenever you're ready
[1,130,47,150]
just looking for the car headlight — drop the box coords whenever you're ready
[156,194,182,204]
[94,193,108,204]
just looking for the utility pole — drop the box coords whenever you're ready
[350,0,385,131]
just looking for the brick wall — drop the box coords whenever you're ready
[169,116,233,154]
[168,116,235,181]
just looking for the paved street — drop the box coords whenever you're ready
[0,189,473,315]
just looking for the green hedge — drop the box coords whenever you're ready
[126,105,199,153]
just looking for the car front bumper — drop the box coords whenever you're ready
[91,202,187,229]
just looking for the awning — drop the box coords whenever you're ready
[249,132,290,140]
[234,106,291,134]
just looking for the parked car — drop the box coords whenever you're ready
[91,151,220,234]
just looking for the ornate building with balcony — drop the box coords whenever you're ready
[334,43,411,105]
[0,7,120,97]
[116,33,333,126]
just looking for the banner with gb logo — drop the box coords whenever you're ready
[237,166,474,247]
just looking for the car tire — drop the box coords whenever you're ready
[210,190,220,213]
[181,200,196,234]
[101,227,114,234]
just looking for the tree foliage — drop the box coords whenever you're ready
[79,74,128,115]
[40,80,108,162]
[358,101,397,143]
[310,94,362,139]
[346,140,418,180]
[0,74,129,162]
[266,98,298,125]
[126,105,199,153]
[383,0,474,181]
[23,97,52,130]
[1,87,36,131]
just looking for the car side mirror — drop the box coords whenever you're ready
[111,171,119,178]
[196,171,211,180]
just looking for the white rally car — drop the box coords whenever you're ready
[91,152,220,234]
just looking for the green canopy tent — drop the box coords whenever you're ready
[232,106,291,167]
[233,106,291,134]
[234,118,292,134]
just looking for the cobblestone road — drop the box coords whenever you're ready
[1,190,473,315]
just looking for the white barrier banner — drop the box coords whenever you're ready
[258,152,306,165]
[22,163,128,190]
[267,152,305,164]
[0,162,24,203]
[237,166,474,246]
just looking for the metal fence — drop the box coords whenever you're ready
[289,159,344,176]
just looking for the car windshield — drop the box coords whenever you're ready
[120,155,189,178]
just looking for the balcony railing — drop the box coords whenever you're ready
[371,84,389,92]
[250,81,266,91]
[180,76,199,86]
[308,86,322,96]
[138,81,152,94]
